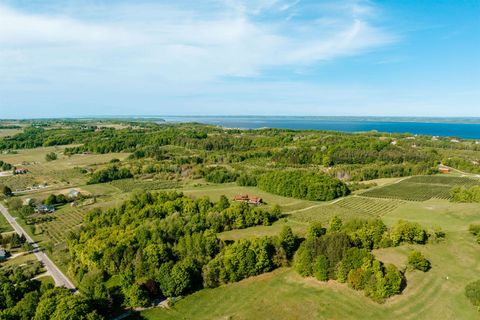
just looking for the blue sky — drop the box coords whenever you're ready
[0,0,478,118]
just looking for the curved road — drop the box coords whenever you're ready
[0,203,76,290]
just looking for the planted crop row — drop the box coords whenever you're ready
[361,175,480,201]
[40,208,85,244]
[335,196,403,216]
[407,175,478,186]
[110,178,181,192]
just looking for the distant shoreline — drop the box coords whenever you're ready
[2,115,480,125]
[162,115,480,125]
[160,116,480,139]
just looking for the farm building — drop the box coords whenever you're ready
[68,189,80,198]
[439,167,450,173]
[14,167,28,174]
[233,194,263,205]
[35,204,55,213]
[0,248,8,261]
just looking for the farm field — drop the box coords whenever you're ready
[0,128,22,137]
[361,175,480,201]
[335,196,404,217]
[141,198,480,320]
[110,178,182,192]
[0,145,130,189]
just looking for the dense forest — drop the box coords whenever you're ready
[67,192,282,308]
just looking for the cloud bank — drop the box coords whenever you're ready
[0,0,401,116]
[0,1,394,82]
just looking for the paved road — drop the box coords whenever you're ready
[0,202,76,290]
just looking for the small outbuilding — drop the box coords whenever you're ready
[68,189,80,198]
[35,204,55,213]
[14,168,28,174]
[0,248,8,261]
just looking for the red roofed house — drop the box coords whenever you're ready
[439,167,450,173]
[233,194,262,205]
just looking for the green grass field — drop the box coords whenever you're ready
[1,252,38,268]
[218,219,309,241]
[0,210,13,233]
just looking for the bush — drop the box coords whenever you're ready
[1,185,13,197]
[308,222,326,239]
[390,220,427,246]
[407,250,431,272]
[45,152,58,161]
[44,194,69,206]
[465,280,480,306]
[469,224,480,236]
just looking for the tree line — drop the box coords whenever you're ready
[257,171,350,201]
[87,165,133,184]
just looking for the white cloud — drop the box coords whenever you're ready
[0,5,142,46]
[0,1,394,84]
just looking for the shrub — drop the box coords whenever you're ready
[407,250,431,272]
[308,222,326,239]
[390,220,427,245]
[466,280,480,307]
[1,185,13,197]
[469,224,480,236]
[45,152,58,161]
